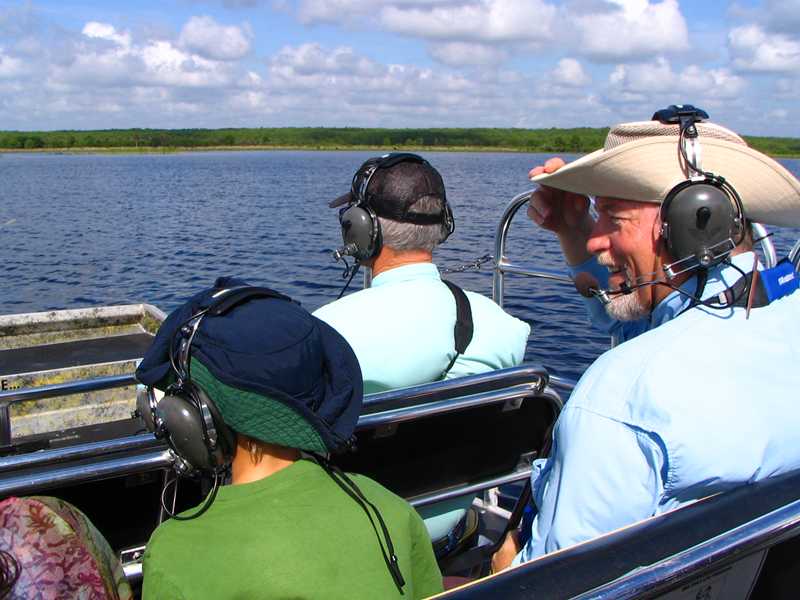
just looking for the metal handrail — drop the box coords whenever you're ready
[577,499,800,599]
[0,367,557,496]
[407,467,533,508]
[360,383,550,430]
[444,470,800,599]
[0,374,138,405]
[0,373,138,447]
[363,364,549,410]
[0,447,172,496]
[492,190,572,308]
[790,237,800,271]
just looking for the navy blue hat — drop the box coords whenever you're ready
[136,277,363,454]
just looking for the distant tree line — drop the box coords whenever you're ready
[0,127,798,156]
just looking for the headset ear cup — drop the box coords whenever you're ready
[340,204,381,260]
[157,392,216,471]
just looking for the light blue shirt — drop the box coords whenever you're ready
[514,252,800,564]
[315,262,530,542]
[313,263,530,395]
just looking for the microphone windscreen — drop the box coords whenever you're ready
[574,271,600,298]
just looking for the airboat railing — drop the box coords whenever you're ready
[790,237,800,271]
[0,373,138,448]
[0,365,559,500]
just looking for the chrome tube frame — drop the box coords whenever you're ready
[0,373,138,447]
[492,189,572,308]
[750,222,777,267]
[362,364,550,410]
[790,237,800,271]
[576,499,800,599]
[408,467,533,508]
[0,365,557,498]
[0,447,172,496]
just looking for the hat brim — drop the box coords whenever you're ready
[329,192,352,208]
[531,136,800,228]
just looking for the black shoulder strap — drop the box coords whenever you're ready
[440,279,474,378]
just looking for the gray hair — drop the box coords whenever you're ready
[378,195,446,252]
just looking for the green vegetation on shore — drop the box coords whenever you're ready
[1,127,799,157]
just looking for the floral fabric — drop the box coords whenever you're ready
[0,496,133,600]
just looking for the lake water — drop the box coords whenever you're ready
[2,150,798,382]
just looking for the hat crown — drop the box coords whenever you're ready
[604,121,747,152]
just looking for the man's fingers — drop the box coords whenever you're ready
[527,194,551,225]
[529,158,566,179]
[528,165,545,179]
[544,157,566,173]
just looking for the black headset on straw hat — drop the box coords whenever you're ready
[652,104,746,279]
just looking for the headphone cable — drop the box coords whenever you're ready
[310,454,406,593]
[160,471,221,521]
[337,263,360,300]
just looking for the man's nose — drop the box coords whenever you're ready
[586,221,610,256]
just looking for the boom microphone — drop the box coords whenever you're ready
[572,271,665,305]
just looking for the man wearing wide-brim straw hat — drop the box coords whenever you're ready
[492,106,800,571]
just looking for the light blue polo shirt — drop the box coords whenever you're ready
[313,263,530,395]
[514,252,800,564]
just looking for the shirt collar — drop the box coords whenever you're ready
[371,262,441,288]
[651,251,758,326]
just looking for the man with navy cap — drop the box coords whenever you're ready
[314,153,530,552]
[136,278,443,599]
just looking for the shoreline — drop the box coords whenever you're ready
[3,144,799,159]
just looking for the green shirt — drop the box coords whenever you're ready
[143,459,443,600]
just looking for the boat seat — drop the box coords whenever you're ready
[334,365,559,506]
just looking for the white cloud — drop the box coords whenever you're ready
[380,0,556,43]
[728,24,800,73]
[550,57,590,87]
[0,48,24,78]
[270,43,384,78]
[178,16,252,61]
[571,0,689,62]
[608,57,746,99]
[82,22,132,48]
[428,42,508,67]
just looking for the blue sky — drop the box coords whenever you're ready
[1,0,799,135]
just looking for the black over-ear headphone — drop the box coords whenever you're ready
[653,105,746,278]
[337,153,455,261]
[138,286,292,475]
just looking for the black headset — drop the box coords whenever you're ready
[653,105,746,278]
[137,286,292,476]
[337,153,455,261]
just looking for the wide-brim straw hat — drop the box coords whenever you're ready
[531,120,800,228]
